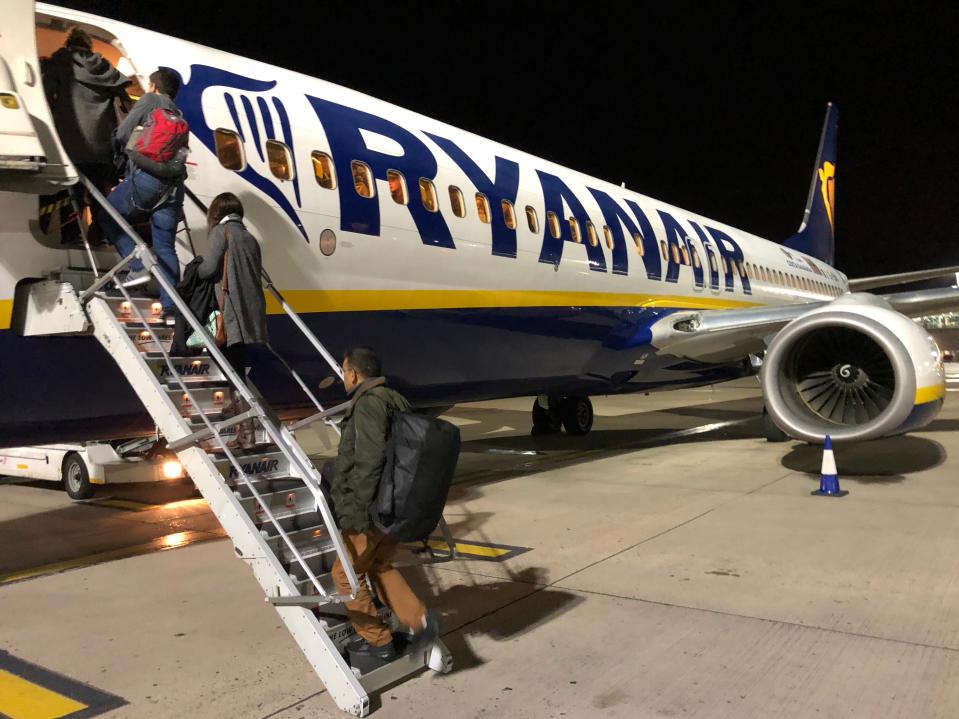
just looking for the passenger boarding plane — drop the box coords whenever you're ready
[2,2,958,449]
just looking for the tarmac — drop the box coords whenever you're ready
[2,378,958,718]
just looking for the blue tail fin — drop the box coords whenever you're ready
[784,103,838,265]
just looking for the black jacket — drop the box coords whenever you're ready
[171,257,218,356]
[42,47,130,165]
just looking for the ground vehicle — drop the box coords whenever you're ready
[0,440,183,499]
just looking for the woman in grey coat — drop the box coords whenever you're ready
[198,193,268,448]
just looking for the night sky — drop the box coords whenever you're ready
[55,1,959,282]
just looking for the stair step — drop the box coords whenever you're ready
[145,354,228,384]
[290,553,340,593]
[237,484,314,519]
[127,327,174,353]
[266,524,336,564]
[172,387,231,417]
[217,449,291,484]
[105,296,165,324]
[260,509,326,537]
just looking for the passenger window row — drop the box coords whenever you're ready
[741,261,841,297]
[212,130,840,296]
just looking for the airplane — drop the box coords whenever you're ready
[2,1,958,451]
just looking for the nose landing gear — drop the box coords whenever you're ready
[531,395,594,436]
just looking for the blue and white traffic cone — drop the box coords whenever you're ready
[811,434,848,497]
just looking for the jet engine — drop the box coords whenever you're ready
[761,295,945,443]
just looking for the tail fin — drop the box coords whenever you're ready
[784,103,838,265]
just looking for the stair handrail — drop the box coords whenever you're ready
[76,172,360,600]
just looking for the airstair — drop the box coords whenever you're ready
[21,174,453,716]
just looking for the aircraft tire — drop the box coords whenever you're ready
[763,408,790,443]
[561,396,594,436]
[62,453,95,500]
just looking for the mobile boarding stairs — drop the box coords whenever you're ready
[16,174,454,717]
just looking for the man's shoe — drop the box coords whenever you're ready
[120,268,151,288]
[347,637,397,673]
[348,637,397,661]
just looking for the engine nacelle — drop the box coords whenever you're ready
[761,294,945,443]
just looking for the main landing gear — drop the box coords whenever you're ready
[531,395,594,436]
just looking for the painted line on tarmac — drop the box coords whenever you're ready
[0,650,126,719]
[86,498,164,512]
[0,529,225,586]
[454,417,752,485]
[408,537,532,562]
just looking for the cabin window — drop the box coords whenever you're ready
[692,248,701,268]
[476,193,491,223]
[737,261,746,278]
[680,246,690,265]
[569,217,582,243]
[721,257,729,275]
[266,140,295,181]
[526,206,539,233]
[633,233,645,256]
[311,151,336,189]
[547,211,561,239]
[502,200,517,230]
[671,244,681,264]
[214,128,245,171]
[778,270,785,286]
[386,170,408,204]
[603,225,614,250]
[586,221,599,247]
[709,252,718,274]
[449,186,466,218]
[419,178,438,212]
[660,240,668,261]
[351,161,375,198]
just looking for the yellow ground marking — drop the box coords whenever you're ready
[0,298,12,331]
[88,498,163,512]
[425,539,511,559]
[0,529,224,586]
[916,384,946,404]
[264,288,759,315]
[0,669,86,719]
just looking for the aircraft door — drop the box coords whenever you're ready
[0,0,76,193]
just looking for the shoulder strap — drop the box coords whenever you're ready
[220,227,230,304]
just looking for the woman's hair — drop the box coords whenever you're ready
[65,27,94,51]
[207,192,244,229]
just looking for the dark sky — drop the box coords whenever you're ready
[56,1,959,280]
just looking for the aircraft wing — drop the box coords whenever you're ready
[649,285,959,363]
[848,265,959,291]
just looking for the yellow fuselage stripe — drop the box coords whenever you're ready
[0,290,757,331]
[263,288,760,315]
[0,669,87,719]
[916,384,946,405]
[0,299,12,331]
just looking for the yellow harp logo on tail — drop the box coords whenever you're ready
[818,161,836,233]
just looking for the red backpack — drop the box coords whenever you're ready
[128,107,189,179]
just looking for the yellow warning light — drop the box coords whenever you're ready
[120,301,131,314]
[0,94,20,110]
[139,331,150,340]
[182,394,191,406]
[162,460,183,479]
[151,302,163,316]
[213,391,224,404]
[192,360,202,366]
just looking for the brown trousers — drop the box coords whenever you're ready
[331,527,426,647]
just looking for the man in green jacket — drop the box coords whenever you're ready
[329,346,437,664]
